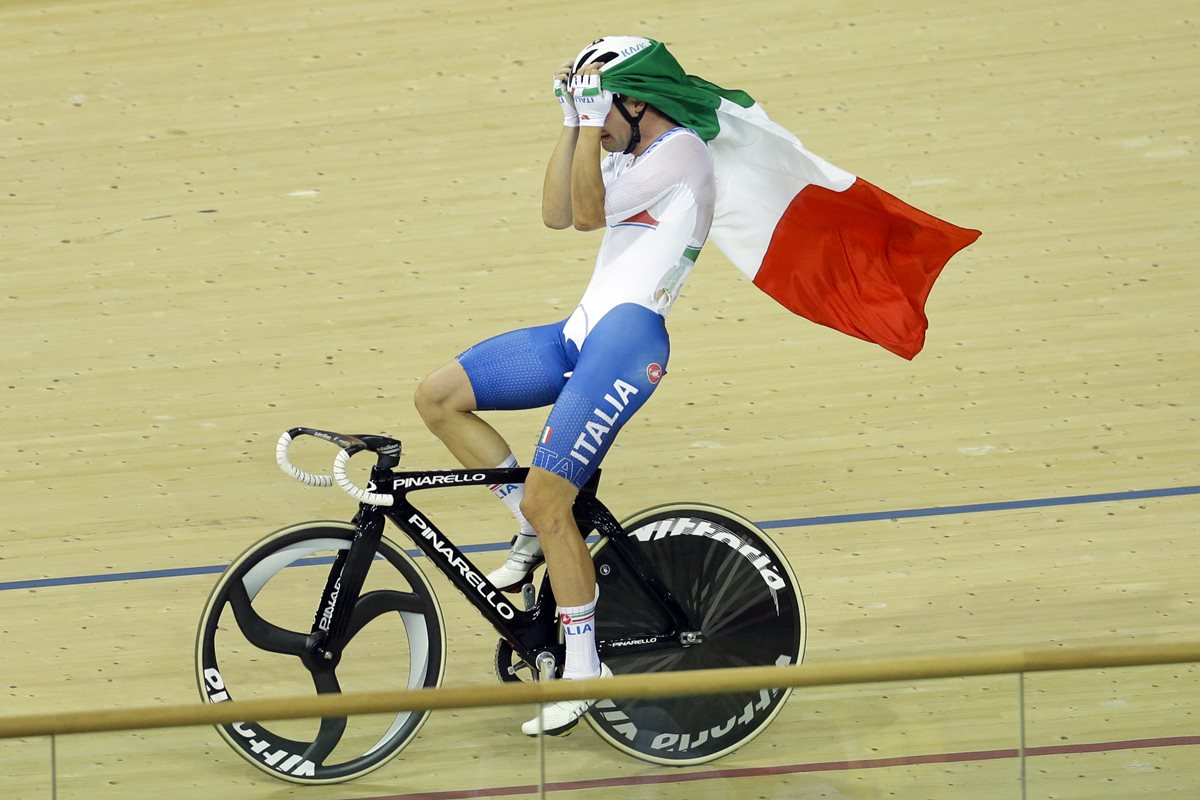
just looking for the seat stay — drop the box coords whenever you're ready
[575,493,698,635]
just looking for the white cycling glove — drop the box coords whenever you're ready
[554,73,579,127]
[570,72,614,127]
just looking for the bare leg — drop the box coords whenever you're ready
[414,360,512,468]
[518,465,607,735]
[520,466,594,606]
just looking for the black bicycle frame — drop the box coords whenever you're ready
[308,464,697,669]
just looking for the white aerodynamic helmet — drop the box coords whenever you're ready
[571,36,655,154]
[571,36,653,76]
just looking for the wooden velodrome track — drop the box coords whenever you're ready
[2,0,1196,797]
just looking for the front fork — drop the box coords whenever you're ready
[306,504,386,667]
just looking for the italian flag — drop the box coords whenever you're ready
[604,42,981,360]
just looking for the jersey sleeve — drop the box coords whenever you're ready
[600,153,619,184]
[603,134,713,227]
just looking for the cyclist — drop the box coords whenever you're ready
[414,35,715,736]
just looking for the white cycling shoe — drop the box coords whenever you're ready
[521,663,613,737]
[486,533,543,592]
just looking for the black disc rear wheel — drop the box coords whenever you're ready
[586,504,804,765]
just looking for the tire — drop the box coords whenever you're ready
[195,521,446,784]
[585,504,805,765]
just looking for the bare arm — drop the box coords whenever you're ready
[542,61,580,230]
[570,128,606,231]
[569,65,607,232]
[542,125,579,229]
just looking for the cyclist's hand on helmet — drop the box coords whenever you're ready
[553,61,579,127]
[570,67,613,127]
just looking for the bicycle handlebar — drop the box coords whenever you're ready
[276,430,336,488]
[332,448,395,507]
[275,427,397,507]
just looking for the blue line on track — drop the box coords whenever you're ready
[758,485,1200,529]
[2,485,1195,593]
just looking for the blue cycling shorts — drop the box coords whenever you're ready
[456,303,669,489]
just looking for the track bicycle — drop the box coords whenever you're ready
[195,426,806,784]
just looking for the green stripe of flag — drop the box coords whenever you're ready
[602,41,755,142]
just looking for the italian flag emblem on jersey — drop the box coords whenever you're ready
[603,41,981,360]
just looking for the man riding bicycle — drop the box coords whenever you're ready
[415,36,713,737]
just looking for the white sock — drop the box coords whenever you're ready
[559,585,601,680]
[490,454,539,558]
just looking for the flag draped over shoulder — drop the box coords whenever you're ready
[602,41,981,360]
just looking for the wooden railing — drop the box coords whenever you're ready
[2,641,1197,738]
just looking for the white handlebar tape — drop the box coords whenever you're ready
[275,431,335,488]
[333,449,395,507]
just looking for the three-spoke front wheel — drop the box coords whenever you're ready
[195,521,446,784]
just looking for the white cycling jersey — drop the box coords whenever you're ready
[562,127,716,350]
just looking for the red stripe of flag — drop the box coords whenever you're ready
[754,178,981,359]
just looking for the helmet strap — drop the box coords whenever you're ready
[613,96,649,155]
